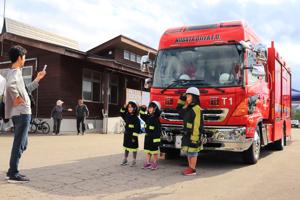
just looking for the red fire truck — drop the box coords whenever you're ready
[140,20,291,164]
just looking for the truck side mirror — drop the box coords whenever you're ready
[140,55,150,72]
[251,64,265,77]
[253,42,268,62]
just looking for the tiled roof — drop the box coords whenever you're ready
[2,18,79,50]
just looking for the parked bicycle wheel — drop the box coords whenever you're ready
[29,123,37,133]
[41,122,50,134]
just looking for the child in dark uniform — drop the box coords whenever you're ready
[177,87,204,175]
[120,101,141,167]
[140,101,161,170]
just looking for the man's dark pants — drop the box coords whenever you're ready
[77,117,86,133]
[8,114,31,178]
[53,119,62,134]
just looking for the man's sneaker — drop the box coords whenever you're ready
[77,133,80,135]
[130,160,136,167]
[56,133,60,136]
[120,159,128,165]
[151,163,158,170]
[82,132,85,135]
[182,167,196,176]
[7,175,30,183]
[5,173,26,180]
[141,162,151,169]
[52,133,55,136]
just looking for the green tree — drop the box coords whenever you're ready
[291,105,300,121]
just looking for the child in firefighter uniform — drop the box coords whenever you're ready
[140,101,162,170]
[176,87,204,175]
[120,101,141,167]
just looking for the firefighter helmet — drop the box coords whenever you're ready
[179,74,191,80]
[128,100,139,114]
[219,73,234,84]
[148,101,161,115]
[186,87,200,96]
[149,101,161,111]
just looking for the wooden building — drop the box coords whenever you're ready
[0,18,156,133]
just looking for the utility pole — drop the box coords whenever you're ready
[1,0,6,57]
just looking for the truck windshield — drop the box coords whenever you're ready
[153,45,244,88]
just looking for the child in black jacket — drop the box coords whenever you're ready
[120,101,141,167]
[140,101,161,170]
[177,87,204,175]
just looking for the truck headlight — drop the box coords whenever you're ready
[217,129,241,140]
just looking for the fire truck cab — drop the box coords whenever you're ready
[140,20,291,164]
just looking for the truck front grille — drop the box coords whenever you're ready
[161,108,229,123]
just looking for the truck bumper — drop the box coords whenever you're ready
[161,125,252,152]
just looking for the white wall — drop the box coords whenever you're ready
[0,118,103,133]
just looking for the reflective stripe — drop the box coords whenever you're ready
[132,132,139,137]
[123,146,139,152]
[187,123,193,129]
[128,124,134,128]
[140,110,145,114]
[144,149,159,154]
[149,150,159,154]
[153,138,161,143]
[190,135,199,141]
[181,146,201,153]
[144,149,150,153]
[178,99,186,105]
[145,124,147,128]
[120,108,125,113]
[149,126,154,130]
[192,105,201,141]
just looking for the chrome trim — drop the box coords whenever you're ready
[162,124,240,129]
[160,126,252,152]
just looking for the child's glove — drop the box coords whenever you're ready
[179,93,187,101]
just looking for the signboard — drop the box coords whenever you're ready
[126,88,142,105]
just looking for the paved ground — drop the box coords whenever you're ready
[0,129,299,200]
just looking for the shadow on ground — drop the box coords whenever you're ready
[0,141,278,199]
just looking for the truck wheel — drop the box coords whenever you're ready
[242,127,260,164]
[274,125,285,150]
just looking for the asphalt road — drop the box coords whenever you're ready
[0,129,299,200]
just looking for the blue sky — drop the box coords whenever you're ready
[1,0,300,88]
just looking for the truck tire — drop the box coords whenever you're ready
[274,125,285,150]
[242,127,260,164]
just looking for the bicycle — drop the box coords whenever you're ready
[29,117,50,134]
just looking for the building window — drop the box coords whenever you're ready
[0,69,9,79]
[82,69,101,102]
[0,67,32,84]
[22,66,32,85]
[130,53,136,62]
[124,51,130,60]
[137,55,141,63]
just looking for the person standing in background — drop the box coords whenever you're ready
[51,100,72,136]
[5,45,46,183]
[76,99,89,135]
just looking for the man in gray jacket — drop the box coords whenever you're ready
[5,45,46,183]
[76,99,89,135]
